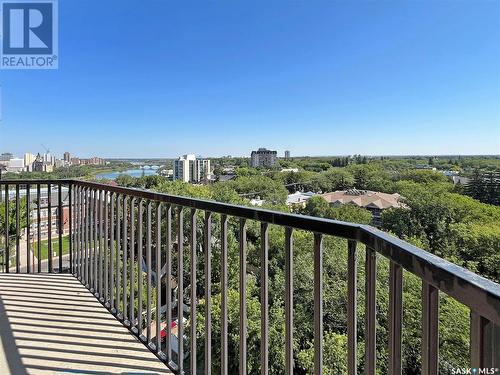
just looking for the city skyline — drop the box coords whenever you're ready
[1,1,499,157]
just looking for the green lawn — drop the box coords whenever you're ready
[33,235,70,260]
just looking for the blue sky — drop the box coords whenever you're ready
[1,1,499,158]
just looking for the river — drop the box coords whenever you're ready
[95,169,158,180]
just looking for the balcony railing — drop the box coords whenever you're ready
[0,179,499,374]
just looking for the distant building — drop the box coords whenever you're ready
[0,153,13,162]
[80,157,105,166]
[174,154,211,183]
[33,153,54,172]
[452,176,470,185]
[24,153,36,171]
[64,152,71,163]
[285,150,291,160]
[320,189,403,226]
[415,165,437,171]
[70,157,81,165]
[281,168,299,173]
[250,148,277,168]
[43,152,55,166]
[286,191,315,208]
[6,158,25,173]
[249,198,264,207]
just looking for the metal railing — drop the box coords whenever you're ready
[0,179,499,374]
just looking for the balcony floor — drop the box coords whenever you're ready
[0,273,172,375]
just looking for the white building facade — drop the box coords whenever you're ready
[174,154,211,183]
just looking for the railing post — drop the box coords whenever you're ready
[284,227,294,375]
[347,240,357,375]
[204,211,213,375]
[471,312,500,368]
[365,247,376,375]
[47,183,52,273]
[177,206,184,373]
[190,208,197,373]
[58,183,63,272]
[26,183,30,273]
[314,233,323,375]
[69,183,73,275]
[3,184,8,273]
[239,218,247,375]
[422,281,439,375]
[220,214,228,375]
[388,261,403,375]
[15,184,19,273]
[165,204,172,364]
[260,222,269,375]
[37,184,41,273]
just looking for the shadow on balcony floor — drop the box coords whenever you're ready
[0,273,172,375]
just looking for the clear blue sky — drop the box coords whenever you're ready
[1,1,499,158]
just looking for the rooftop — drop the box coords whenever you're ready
[320,189,402,210]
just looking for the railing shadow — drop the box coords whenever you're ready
[0,274,169,375]
[0,284,29,375]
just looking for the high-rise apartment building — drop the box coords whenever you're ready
[0,153,13,162]
[250,148,277,168]
[285,150,291,160]
[24,153,36,171]
[64,152,71,163]
[174,154,211,183]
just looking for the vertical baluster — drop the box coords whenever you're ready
[422,281,439,375]
[110,192,115,311]
[90,190,95,288]
[146,201,152,343]
[389,261,403,375]
[285,227,293,374]
[347,240,357,375]
[77,187,81,279]
[123,196,128,321]
[58,184,63,272]
[82,187,86,281]
[104,191,109,304]
[71,186,76,276]
[156,203,162,352]
[177,207,184,373]
[98,190,103,298]
[138,199,144,336]
[93,190,98,291]
[48,183,53,274]
[314,233,323,375]
[470,312,499,369]
[15,184,20,273]
[205,211,212,375]
[69,184,73,275]
[165,204,172,363]
[3,184,8,273]
[240,218,247,375]
[37,184,41,273]
[85,188,89,284]
[116,194,121,315]
[365,247,377,375]
[190,208,197,373]
[260,222,269,375]
[129,198,136,328]
[26,184,31,274]
[220,214,228,375]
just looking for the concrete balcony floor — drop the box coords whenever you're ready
[0,273,172,375]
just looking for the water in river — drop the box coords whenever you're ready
[95,169,158,180]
